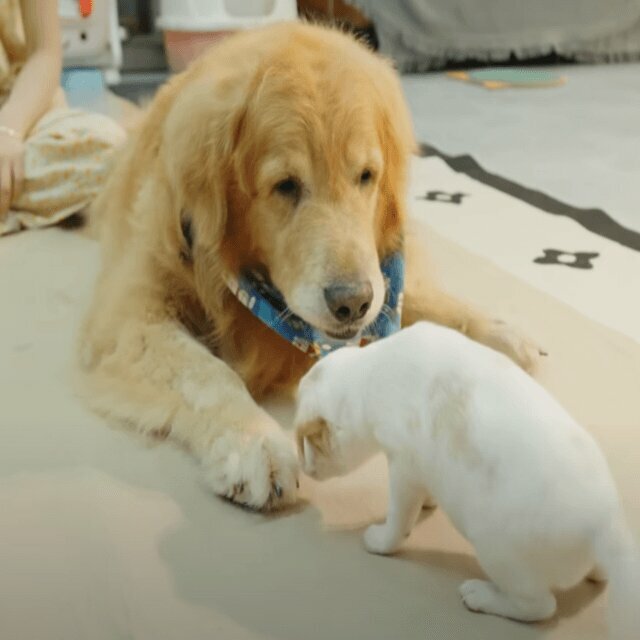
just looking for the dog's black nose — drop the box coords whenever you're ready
[324,281,373,323]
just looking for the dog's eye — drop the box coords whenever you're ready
[274,178,302,201]
[359,169,373,185]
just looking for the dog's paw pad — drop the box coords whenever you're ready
[202,430,299,511]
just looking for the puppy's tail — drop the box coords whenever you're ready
[594,512,640,640]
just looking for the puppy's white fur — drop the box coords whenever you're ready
[295,322,639,637]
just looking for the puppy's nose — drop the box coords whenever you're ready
[324,281,373,323]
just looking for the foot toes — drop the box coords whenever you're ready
[364,524,398,555]
[202,429,299,512]
[459,580,497,613]
[485,320,544,373]
[459,580,556,621]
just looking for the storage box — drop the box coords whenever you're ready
[157,0,298,72]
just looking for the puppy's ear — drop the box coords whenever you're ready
[295,418,330,469]
[302,436,316,473]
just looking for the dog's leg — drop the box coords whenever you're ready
[403,288,541,372]
[79,319,298,511]
[364,456,424,555]
[403,232,542,372]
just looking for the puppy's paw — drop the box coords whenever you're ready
[459,579,557,621]
[202,428,299,511]
[364,524,400,555]
[483,319,545,373]
[459,579,500,614]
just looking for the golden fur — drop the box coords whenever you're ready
[79,22,539,510]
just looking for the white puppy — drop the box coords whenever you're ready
[295,322,638,637]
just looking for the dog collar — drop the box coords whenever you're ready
[223,252,404,359]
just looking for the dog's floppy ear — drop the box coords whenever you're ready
[295,418,330,471]
[372,61,416,255]
[161,72,252,251]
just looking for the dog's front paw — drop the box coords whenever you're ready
[364,524,400,555]
[201,427,299,511]
[483,319,545,373]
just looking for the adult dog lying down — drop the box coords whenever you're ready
[79,22,539,510]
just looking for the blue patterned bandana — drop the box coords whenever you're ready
[223,252,404,359]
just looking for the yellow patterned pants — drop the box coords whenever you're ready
[1,107,126,236]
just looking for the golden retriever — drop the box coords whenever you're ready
[79,22,539,510]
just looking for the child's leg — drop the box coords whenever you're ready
[2,109,125,236]
[460,542,557,622]
[364,456,426,555]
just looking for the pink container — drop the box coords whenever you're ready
[162,30,235,72]
[157,0,298,72]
